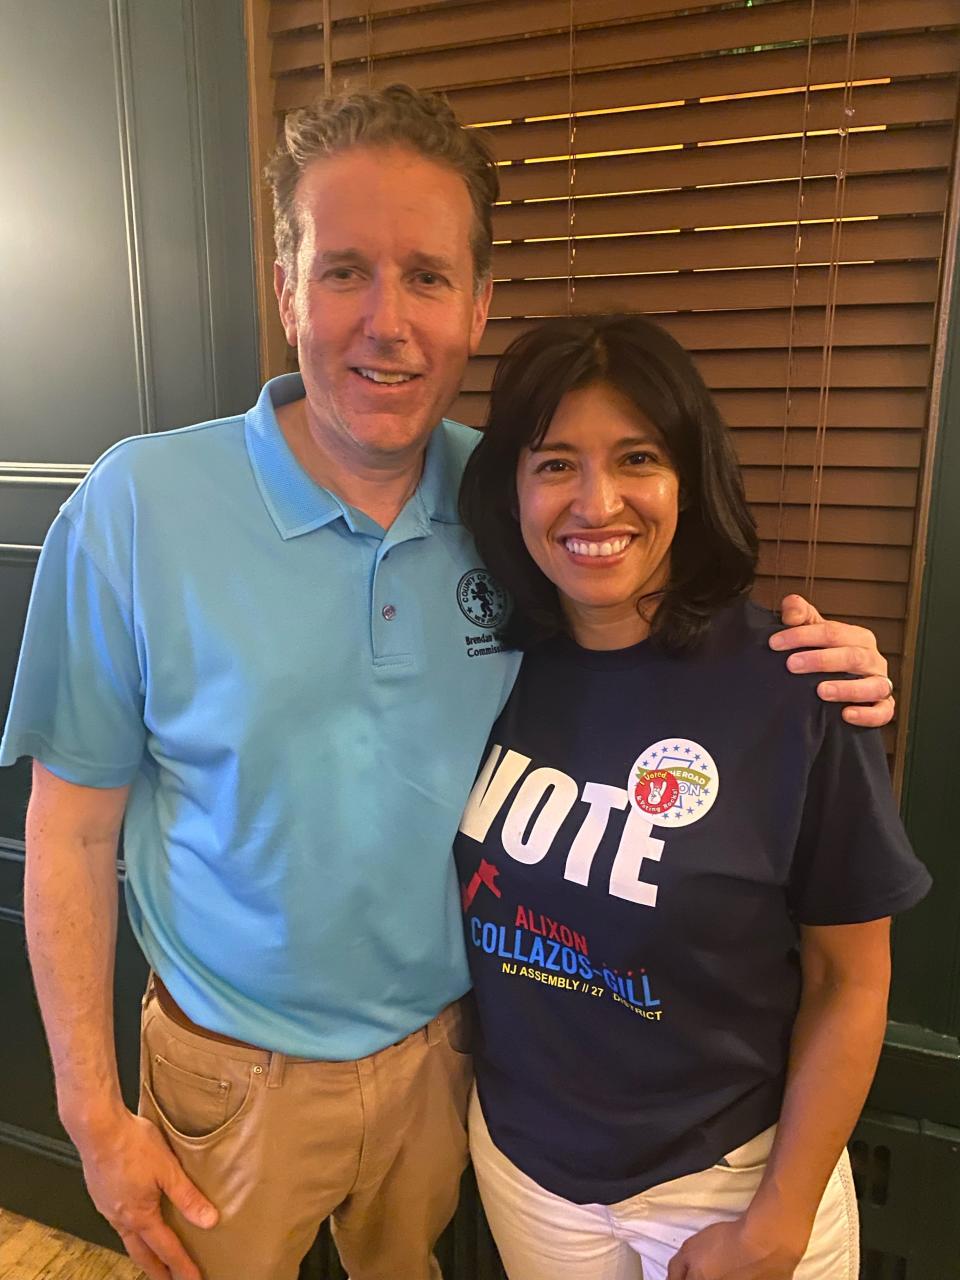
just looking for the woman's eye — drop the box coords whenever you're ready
[534,458,571,474]
[625,451,656,466]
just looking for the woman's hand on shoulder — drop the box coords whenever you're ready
[769,593,894,727]
[665,1212,807,1280]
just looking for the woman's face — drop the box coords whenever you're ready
[515,382,680,649]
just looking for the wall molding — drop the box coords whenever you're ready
[871,1028,960,1131]
[0,1119,81,1171]
[886,1020,960,1061]
[0,545,42,564]
[181,0,218,419]
[0,464,87,485]
[109,0,155,437]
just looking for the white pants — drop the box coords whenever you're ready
[469,1090,859,1280]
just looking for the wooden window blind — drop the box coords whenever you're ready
[245,0,960,772]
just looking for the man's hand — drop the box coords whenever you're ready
[770,594,895,727]
[666,1215,805,1280]
[75,1108,218,1280]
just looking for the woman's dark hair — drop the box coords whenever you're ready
[459,314,758,653]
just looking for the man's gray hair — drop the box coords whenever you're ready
[265,83,500,292]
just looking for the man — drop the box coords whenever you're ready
[0,85,895,1280]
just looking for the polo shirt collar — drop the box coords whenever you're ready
[245,374,464,539]
[245,374,344,540]
[418,416,464,524]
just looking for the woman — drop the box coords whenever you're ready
[455,316,930,1280]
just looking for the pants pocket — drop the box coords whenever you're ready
[141,1011,259,1146]
[712,1124,777,1172]
[149,1053,233,1137]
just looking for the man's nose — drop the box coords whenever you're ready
[572,470,624,525]
[364,278,409,345]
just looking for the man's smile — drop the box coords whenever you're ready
[351,366,422,386]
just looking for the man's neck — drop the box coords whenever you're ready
[275,399,426,531]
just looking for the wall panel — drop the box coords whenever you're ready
[0,0,259,1248]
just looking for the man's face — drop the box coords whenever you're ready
[275,146,492,469]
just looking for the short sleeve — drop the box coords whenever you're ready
[787,710,931,925]
[0,509,146,786]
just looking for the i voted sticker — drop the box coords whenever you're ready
[628,738,719,828]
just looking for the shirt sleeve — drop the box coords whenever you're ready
[0,508,146,787]
[787,709,931,925]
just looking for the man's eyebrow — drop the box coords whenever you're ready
[531,435,661,453]
[314,249,369,267]
[407,251,455,274]
[310,249,456,275]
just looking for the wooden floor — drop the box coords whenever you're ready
[0,1208,144,1279]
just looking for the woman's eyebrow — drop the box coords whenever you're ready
[530,435,660,453]
[529,441,577,454]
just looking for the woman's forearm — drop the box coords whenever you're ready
[746,961,889,1250]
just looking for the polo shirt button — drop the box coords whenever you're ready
[381,604,397,621]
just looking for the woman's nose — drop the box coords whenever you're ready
[572,471,624,525]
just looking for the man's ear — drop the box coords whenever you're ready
[274,261,298,348]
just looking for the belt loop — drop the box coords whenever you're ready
[266,1051,286,1089]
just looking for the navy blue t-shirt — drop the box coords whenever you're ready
[453,599,930,1204]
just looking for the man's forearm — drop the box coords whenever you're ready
[24,823,126,1140]
[748,976,888,1243]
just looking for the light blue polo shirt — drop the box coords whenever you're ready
[0,375,520,1058]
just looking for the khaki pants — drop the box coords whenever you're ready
[138,979,474,1280]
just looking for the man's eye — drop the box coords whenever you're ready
[415,271,445,286]
[324,268,357,282]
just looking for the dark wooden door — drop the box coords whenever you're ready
[0,0,259,1247]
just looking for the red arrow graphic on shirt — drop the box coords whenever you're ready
[461,858,502,911]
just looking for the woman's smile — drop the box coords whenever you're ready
[559,532,636,562]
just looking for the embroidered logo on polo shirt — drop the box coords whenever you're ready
[628,738,719,828]
[457,569,509,630]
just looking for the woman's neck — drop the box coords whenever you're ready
[562,598,656,651]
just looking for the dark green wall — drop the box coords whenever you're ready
[852,240,960,1278]
[0,0,258,1249]
[893,282,960,1043]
